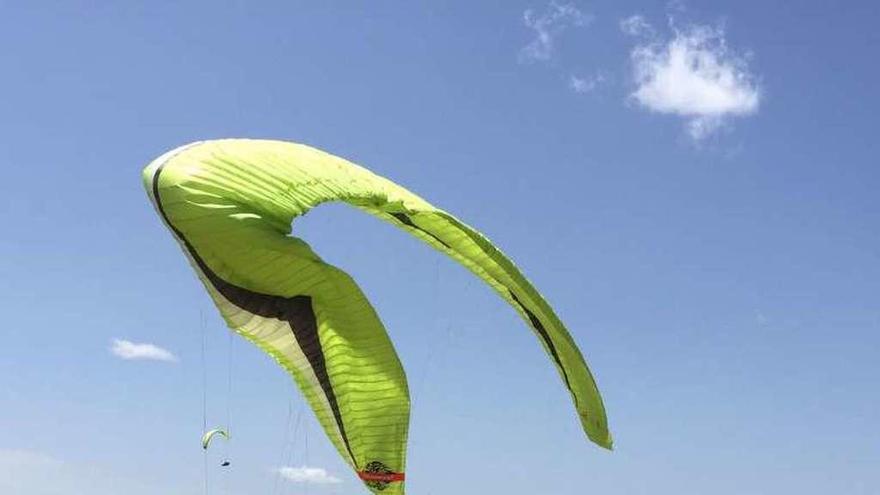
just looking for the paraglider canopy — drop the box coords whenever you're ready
[201,428,229,450]
[145,139,611,495]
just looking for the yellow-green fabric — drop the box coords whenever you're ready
[143,139,611,494]
[201,428,228,450]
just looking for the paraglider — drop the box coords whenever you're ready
[144,139,611,494]
[201,428,229,450]
[201,428,231,468]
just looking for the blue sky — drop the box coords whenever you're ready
[1,1,878,494]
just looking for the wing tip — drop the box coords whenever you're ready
[590,431,614,451]
[581,412,613,450]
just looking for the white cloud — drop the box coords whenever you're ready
[627,22,761,140]
[110,339,177,362]
[666,0,687,14]
[520,2,590,63]
[569,72,606,94]
[277,466,342,484]
[756,311,769,326]
[620,14,653,37]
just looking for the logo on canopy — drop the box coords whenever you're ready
[358,460,405,491]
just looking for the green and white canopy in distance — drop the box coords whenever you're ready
[201,428,228,450]
[143,139,611,495]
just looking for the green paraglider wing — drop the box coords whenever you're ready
[201,428,229,450]
[144,139,611,495]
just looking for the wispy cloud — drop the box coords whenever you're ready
[756,311,769,326]
[619,14,654,37]
[520,2,590,63]
[277,466,341,484]
[624,18,761,140]
[569,72,606,94]
[110,339,177,362]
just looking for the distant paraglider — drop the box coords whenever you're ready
[201,428,229,450]
[201,428,231,468]
[145,139,611,494]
